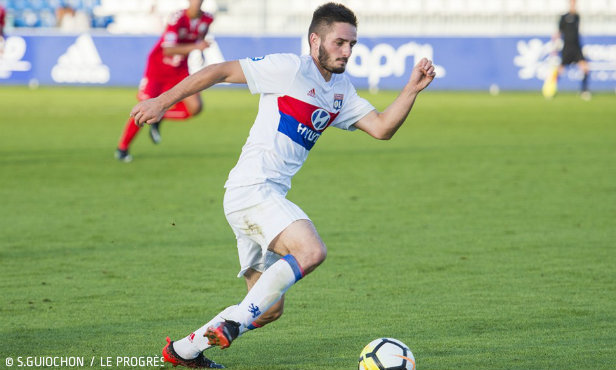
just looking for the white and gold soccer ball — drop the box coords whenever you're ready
[358,338,415,370]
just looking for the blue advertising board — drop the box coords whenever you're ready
[1,32,615,91]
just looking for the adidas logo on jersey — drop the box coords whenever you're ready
[307,88,316,97]
[51,34,110,84]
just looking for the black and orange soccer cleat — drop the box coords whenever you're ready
[162,337,224,369]
[204,320,240,349]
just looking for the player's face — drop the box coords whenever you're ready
[189,0,204,10]
[317,22,357,74]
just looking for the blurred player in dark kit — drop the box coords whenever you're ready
[554,0,590,100]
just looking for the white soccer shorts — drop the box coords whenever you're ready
[223,183,310,277]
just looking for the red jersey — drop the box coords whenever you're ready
[145,9,214,80]
[0,6,6,36]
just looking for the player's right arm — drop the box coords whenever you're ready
[131,60,246,126]
[551,15,565,54]
[553,15,565,43]
[162,40,210,56]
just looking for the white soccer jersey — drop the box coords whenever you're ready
[225,53,375,193]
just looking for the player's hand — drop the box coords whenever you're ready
[130,98,166,127]
[408,58,436,93]
[196,40,211,51]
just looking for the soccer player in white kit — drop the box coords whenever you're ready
[130,3,435,368]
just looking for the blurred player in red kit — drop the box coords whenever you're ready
[0,4,6,55]
[115,0,213,162]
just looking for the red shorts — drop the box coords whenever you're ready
[137,73,188,101]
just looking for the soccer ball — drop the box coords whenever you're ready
[358,338,415,370]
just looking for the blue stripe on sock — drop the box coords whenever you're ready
[282,254,303,282]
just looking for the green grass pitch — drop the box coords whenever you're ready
[0,86,615,369]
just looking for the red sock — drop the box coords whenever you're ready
[163,101,192,120]
[118,117,141,151]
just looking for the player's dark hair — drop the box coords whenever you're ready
[308,3,357,46]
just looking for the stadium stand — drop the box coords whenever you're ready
[0,0,112,30]
[1,0,615,35]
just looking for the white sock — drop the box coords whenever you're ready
[172,305,237,359]
[173,255,304,359]
[225,255,303,328]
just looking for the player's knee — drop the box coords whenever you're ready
[298,243,327,274]
[182,97,202,117]
[314,243,327,265]
[189,103,202,116]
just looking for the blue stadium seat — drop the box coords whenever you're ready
[91,14,112,28]
[27,0,47,10]
[38,7,56,26]
[11,0,28,10]
[81,0,98,11]
[46,0,62,9]
[14,8,40,26]
[63,0,81,10]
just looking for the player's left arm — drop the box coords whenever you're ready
[162,40,210,56]
[354,58,435,140]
